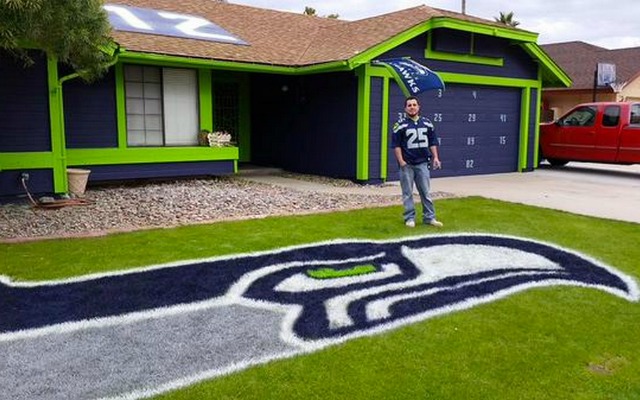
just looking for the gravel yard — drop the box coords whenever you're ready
[1,176,406,242]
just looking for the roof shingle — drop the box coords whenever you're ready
[541,41,640,89]
[107,0,526,66]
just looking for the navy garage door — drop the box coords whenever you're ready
[387,83,521,179]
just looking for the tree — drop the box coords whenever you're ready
[303,6,339,19]
[0,0,116,81]
[494,11,520,27]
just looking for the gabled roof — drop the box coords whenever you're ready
[107,0,528,66]
[105,1,568,86]
[541,41,640,89]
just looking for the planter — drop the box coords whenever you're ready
[67,168,91,196]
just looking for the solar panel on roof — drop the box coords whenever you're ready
[104,4,248,45]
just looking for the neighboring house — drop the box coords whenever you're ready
[0,0,569,198]
[541,41,640,120]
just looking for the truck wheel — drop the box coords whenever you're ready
[547,158,569,167]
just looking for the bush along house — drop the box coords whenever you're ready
[0,0,570,198]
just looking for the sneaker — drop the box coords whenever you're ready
[427,219,443,228]
[405,220,416,228]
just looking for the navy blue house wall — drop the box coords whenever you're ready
[373,30,539,180]
[63,68,118,149]
[0,51,54,197]
[250,72,358,179]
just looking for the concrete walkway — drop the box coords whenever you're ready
[242,163,640,224]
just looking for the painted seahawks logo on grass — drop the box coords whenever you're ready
[1,234,638,342]
[1,235,638,400]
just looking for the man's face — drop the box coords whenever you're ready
[405,99,420,118]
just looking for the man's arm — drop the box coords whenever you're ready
[430,145,441,169]
[394,147,407,167]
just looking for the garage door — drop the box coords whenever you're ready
[387,83,521,179]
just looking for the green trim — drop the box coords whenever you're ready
[356,65,371,181]
[66,147,238,166]
[114,63,128,148]
[425,32,504,67]
[534,71,543,166]
[349,17,537,69]
[47,55,67,193]
[0,152,54,170]
[429,18,538,42]
[198,69,213,132]
[426,48,504,66]
[118,51,351,75]
[519,88,531,171]
[370,68,541,177]
[350,22,434,68]
[438,72,539,88]
[521,43,571,88]
[380,77,390,181]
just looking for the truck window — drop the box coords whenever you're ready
[602,106,620,127]
[560,106,597,126]
[631,104,640,125]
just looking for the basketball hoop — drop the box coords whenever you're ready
[609,82,625,93]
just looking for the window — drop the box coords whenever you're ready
[124,65,199,147]
[631,104,640,125]
[560,106,597,127]
[602,106,620,127]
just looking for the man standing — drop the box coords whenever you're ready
[392,96,443,228]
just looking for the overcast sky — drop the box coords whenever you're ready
[229,0,640,49]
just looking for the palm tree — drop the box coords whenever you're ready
[494,11,520,27]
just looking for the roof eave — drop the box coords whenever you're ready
[117,49,352,75]
[521,43,572,88]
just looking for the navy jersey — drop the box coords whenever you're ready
[391,115,439,165]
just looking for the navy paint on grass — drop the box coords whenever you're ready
[1,235,636,339]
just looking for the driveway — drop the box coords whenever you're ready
[433,162,640,224]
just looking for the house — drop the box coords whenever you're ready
[0,0,569,198]
[541,41,640,120]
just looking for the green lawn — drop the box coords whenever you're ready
[2,197,639,399]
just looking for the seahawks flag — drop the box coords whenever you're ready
[374,58,445,96]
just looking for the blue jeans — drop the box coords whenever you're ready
[398,162,436,223]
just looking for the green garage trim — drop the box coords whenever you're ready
[358,66,539,181]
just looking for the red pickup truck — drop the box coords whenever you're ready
[539,102,640,166]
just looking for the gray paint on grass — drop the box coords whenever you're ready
[0,305,296,400]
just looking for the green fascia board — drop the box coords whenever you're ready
[349,17,538,68]
[117,51,351,75]
[0,152,55,170]
[521,43,572,88]
[66,147,239,166]
[349,22,434,67]
[428,18,538,42]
